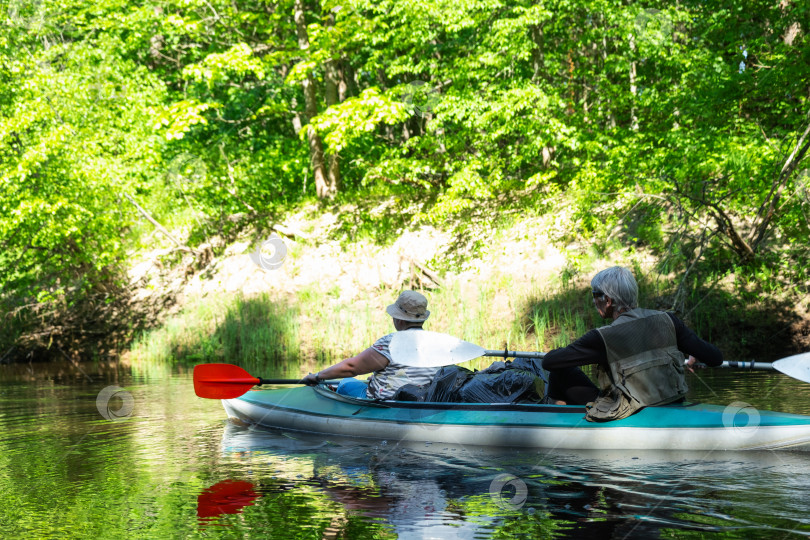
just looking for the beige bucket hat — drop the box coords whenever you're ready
[386,290,430,322]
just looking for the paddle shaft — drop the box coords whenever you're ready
[409,342,774,370]
[700,361,775,371]
[483,354,775,370]
[194,363,346,399]
[257,378,306,385]
[390,330,810,384]
[258,378,341,385]
[483,349,545,359]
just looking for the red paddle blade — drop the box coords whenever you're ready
[193,363,261,399]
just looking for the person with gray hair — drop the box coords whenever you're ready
[301,290,439,399]
[589,266,639,311]
[542,266,723,421]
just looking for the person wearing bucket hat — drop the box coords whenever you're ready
[385,290,431,322]
[301,291,438,399]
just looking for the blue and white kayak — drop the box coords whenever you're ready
[222,386,810,451]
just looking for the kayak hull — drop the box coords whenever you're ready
[222,386,810,451]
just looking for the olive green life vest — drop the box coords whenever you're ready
[586,309,687,422]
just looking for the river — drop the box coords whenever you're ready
[1,360,809,539]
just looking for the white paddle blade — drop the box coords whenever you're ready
[390,330,485,368]
[773,352,810,384]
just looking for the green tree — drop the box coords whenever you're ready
[0,0,165,356]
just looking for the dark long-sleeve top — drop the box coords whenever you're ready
[542,312,723,372]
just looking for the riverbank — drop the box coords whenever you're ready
[123,199,810,373]
[126,204,581,373]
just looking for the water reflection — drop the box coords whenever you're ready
[686,368,810,415]
[214,425,494,538]
[211,424,810,538]
[197,479,259,520]
[1,361,810,538]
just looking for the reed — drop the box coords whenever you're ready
[127,270,608,375]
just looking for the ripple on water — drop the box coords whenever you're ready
[2,366,810,538]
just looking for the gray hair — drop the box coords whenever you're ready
[591,266,638,310]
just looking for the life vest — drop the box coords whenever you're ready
[586,308,687,422]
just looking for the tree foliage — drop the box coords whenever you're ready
[1,0,809,359]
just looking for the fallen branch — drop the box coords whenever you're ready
[0,346,14,365]
[57,346,93,382]
[404,256,444,287]
[122,192,198,256]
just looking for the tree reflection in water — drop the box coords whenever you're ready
[202,425,810,538]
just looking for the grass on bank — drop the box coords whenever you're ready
[126,272,610,377]
[125,204,810,375]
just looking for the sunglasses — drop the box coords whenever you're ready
[591,290,605,299]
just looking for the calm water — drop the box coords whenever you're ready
[1,360,810,539]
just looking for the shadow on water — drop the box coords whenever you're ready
[686,368,810,416]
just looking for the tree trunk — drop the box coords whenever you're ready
[566,50,575,115]
[293,0,333,199]
[323,12,341,192]
[529,25,544,83]
[750,120,810,250]
[602,35,617,129]
[338,60,357,101]
[628,33,638,131]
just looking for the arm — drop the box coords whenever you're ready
[304,347,390,383]
[668,313,723,367]
[542,329,607,370]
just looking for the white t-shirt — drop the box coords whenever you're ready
[365,331,439,400]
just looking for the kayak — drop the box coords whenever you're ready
[221,385,810,451]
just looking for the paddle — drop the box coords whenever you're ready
[688,354,810,383]
[690,360,787,371]
[773,351,810,384]
[194,348,810,401]
[390,331,810,385]
[389,330,544,367]
[193,363,329,399]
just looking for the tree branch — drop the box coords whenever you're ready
[671,177,755,260]
[750,120,810,250]
[121,192,198,255]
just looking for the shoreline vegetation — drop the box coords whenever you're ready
[122,204,808,376]
[2,193,809,370]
